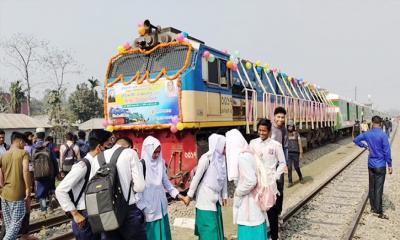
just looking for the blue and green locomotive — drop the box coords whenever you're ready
[103,20,387,190]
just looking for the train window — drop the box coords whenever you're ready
[108,45,190,80]
[219,59,229,87]
[346,103,350,121]
[207,59,219,85]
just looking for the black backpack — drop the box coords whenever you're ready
[62,144,78,172]
[85,147,132,233]
[32,143,53,180]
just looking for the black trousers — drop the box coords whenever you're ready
[267,174,284,240]
[368,167,386,214]
[287,152,303,183]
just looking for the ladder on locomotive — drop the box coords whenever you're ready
[236,59,257,134]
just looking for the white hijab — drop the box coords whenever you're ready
[203,134,226,192]
[225,129,251,181]
[141,136,163,186]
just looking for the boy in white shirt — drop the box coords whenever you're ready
[55,129,112,239]
[250,118,286,240]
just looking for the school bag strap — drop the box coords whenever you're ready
[68,158,91,207]
[97,147,125,167]
[67,144,77,158]
[97,151,106,166]
[110,147,125,166]
[127,158,147,200]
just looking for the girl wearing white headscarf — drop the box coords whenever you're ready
[225,129,268,240]
[186,134,227,240]
[137,136,187,240]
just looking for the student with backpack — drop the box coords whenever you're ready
[225,129,269,240]
[59,132,81,178]
[184,134,227,240]
[137,136,188,240]
[86,136,146,240]
[77,131,90,158]
[32,129,58,213]
[55,129,112,239]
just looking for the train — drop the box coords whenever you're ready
[103,20,388,190]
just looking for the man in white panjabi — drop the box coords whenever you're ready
[249,118,287,240]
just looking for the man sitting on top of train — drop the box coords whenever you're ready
[353,115,392,219]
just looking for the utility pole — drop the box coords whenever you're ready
[354,86,357,101]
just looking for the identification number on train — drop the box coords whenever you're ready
[184,152,197,159]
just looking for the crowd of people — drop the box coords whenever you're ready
[0,107,308,240]
[0,107,393,240]
[0,129,91,240]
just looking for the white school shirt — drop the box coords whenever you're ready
[137,166,179,222]
[249,138,286,180]
[55,153,95,212]
[89,144,145,205]
[187,154,228,211]
[233,152,267,226]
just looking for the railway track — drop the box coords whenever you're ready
[281,127,397,240]
[28,214,70,234]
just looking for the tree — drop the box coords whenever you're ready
[42,47,80,91]
[0,87,9,112]
[69,82,103,122]
[1,34,45,115]
[43,89,76,143]
[9,81,25,113]
[30,97,46,115]
[88,76,100,91]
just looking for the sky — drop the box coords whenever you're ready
[1,0,399,112]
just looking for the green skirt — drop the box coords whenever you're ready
[146,214,172,240]
[194,203,224,240]
[237,222,268,240]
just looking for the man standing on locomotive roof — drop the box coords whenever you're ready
[353,116,392,219]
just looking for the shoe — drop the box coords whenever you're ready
[378,214,389,220]
[288,182,294,188]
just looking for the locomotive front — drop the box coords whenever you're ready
[104,20,199,191]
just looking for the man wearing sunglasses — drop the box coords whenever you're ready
[55,129,113,239]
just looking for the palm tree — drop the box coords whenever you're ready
[88,77,99,90]
[88,77,100,100]
[9,81,25,113]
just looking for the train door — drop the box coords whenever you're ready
[201,55,233,121]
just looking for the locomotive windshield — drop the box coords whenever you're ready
[107,45,190,81]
